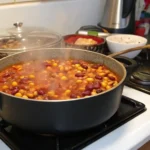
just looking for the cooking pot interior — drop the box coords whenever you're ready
[0,48,126,82]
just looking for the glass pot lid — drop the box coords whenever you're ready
[0,22,62,51]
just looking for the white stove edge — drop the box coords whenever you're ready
[84,86,150,150]
[0,86,150,150]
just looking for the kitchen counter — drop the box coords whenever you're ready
[0,86,149,150]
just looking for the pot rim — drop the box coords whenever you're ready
[0,48,126,103]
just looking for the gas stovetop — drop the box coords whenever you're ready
[126,51,150,94]
[0,96,146,150]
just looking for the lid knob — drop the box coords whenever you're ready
[14,22,23,28]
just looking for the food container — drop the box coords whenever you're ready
[0,22,62,57]
[106,34,147,58]
[63,34,105,53]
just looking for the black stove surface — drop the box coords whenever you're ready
[0,96,146,150]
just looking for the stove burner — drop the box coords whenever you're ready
[130,63,150,85]
[130,75,150,85]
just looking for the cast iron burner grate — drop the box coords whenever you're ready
[126,54,150,94]
[0,96,146,150]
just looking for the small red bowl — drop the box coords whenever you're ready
[63,34,105,53]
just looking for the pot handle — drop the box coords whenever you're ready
[108,44,150,58]
[115,56,137,66]
[114,56,138,79]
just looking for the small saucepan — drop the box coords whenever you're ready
[0,45,149,134]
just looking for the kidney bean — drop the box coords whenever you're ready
[93,81,101,89]
[19,78,29,84]
[92,64,101,69]
[95,75,102,80]
[96,89,102,93]
[2,72,10,78]
[43,62,51,67]
[70,93,77,98]
[19,84,26,90]
[75,73,85,77]
[11,87,19,95]
[72,60,79,64]
[109,76,116,80]
[80,64,88,69]
[85,83,94,91]
[82,90,91,96]
[0,78,7,83]
[38,89,46,95]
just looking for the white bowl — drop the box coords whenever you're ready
[106,34,147,58]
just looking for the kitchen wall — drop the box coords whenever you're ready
[0,0,106,35]
[0,0,37,4]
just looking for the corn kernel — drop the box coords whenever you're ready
[101,82,107,88]
[13,65,22,71]
[97,69,102,72]
[103,77,109,80]
[75,64,80,68]
[86,78,94,82]
[46,66,52,71]
[48,91,55,96]
[37,96,43,100]
[30,88,36,92]
[98,73,106,76]
[18,65,22,70]
[108,73,115,78]
[27,93,34,98]
[65,66,70,71]
[91,91,97,95]
[61,76,67,81]
[53,63,58,67]
[76,80,82,83]
[76,70,81,73]
[19,89,25,94]
[65,90,71,95]
[105,70,110,74]
[12,81,18,87]
[15,93,22,97]
[78,67,84,71]
[79,87,85,91]
[106,85,111,90]
[33,91,38,96]
[29,74,35,79]
[29,82,35,86]
[20,76,25,79]
[59,66,64,71]
[108,81,114,85]
[22,95,28,99]
[53,95,58,98]
[2,85,8,90]
[113,81,118,86]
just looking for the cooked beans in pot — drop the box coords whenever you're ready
[0,59,119,100]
